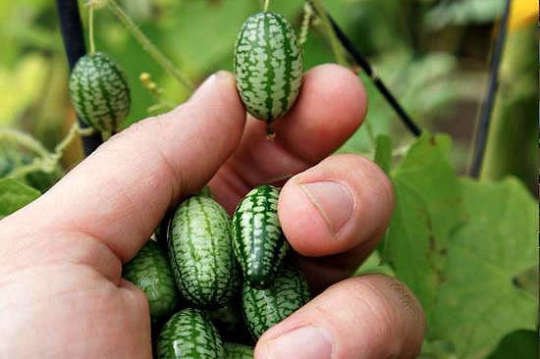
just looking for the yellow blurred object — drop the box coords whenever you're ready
[509,0,538,30]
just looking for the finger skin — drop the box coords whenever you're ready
[210,64,367,213]
[0,72,246,263]
[279,154,394,258]
[255,275,425,359]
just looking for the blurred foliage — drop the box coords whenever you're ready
[0,0,537,358]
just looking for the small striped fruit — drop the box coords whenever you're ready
[69,51,131,133]
[234,11,303,125]
[224,343,254,359]
[241,263,311,339]
[156,308,224,359]
[232,185,289,288]
[168,195,240,308]
[122,240,179,323]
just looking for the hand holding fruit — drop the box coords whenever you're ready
[0,65,425,358]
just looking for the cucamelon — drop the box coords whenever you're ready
[241,263,311,339]
[234,12,303,125]
[122,240,179,323]
[156,308,224,359]
[68,51,131,133]
[169,195,240,308]
[232,185,288,289]
[224,343,254,359]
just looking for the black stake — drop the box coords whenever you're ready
[469,0,511,178]
[56,0,102,156]
[309,2,422,137]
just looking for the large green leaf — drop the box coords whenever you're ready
[432,178,537,359]
[0,178,40,219]
[383,134,464,325]
[487,330,537,359]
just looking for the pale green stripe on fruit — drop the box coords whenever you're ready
[156,308,224,359]
[234,12,303,124]
[169,195,240,308]
[232,185,288,288]
[241,263,311,339]
[122,240,179,323]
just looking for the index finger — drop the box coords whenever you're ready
[210,64,367,212]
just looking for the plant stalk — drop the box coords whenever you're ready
[107,0,194,93]
[469,0,511,178]
[55,0,103,155]
[309,0,348,66]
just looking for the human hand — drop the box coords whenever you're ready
[0,65,424,358]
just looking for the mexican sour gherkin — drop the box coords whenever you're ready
[168,195,240,308]
[234,11,303,125]
[69,51,131,134]
[156,308,224,359]
[232,185,289,289]
[122,240,179,324]
[241,263,311,339]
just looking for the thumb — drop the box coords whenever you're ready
[6,71,246,262]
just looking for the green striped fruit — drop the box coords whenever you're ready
[122,240,179,323]
[169,195,240,308]
[224,343,254,359]
[234,11,303,124]
[68,51,130,133]
[232,185,288,288]
[241,263,311,339]
[156,308,224,359]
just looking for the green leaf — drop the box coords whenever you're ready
[432,178,537,359]
[374,135,392,175]
[0,178,40,218]
[487,330,537,359]
[383,134,463,326]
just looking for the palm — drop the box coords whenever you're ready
[0,233,151,357]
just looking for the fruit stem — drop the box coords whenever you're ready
[263,0,270,12]
[88,4,96,55]
[106,0,194,93]
[308,0,347,66]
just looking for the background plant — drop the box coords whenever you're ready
[0,0,536,358]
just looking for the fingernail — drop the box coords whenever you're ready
[263,327,333,359]
[300,181,354,234]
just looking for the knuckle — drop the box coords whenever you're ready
[340,277,399,342]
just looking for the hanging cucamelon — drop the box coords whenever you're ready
[68,51,131,134]
[156,308,224,359]
[241,263,311,339]
[232,185,289,289]
[234,11,303,126]
[168,195,240,308]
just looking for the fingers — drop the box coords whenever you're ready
[255,275,425,359]
[279,154,394,258]
[210,64,367,212]
[4,72,246,262]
